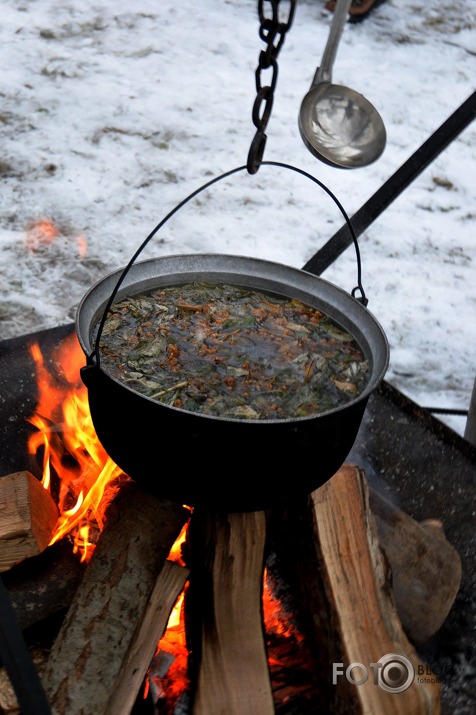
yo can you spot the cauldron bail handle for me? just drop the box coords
[88,160,367,369]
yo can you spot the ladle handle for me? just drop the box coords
[313,0,352,85]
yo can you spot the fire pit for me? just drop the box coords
[0,324,475,715]
[0,3,474,707]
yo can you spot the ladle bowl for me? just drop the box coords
[298,0,386,168]
[299,81,387,168]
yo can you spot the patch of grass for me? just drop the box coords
[39,29,56,40]
[432,176,455,190]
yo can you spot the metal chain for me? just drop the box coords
[247,0,296,174]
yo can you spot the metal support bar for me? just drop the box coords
[464,376,476,447]
[0,576,52,715]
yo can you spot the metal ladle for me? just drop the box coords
[298,0,387,169]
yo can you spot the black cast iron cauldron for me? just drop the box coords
[75,163,389,512]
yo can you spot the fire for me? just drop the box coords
[162,524,188,631]
[26,334,296,708]
[76,233,88,259]
[27,332,127,561]
[25,218,59,251]
[24,217,88,258]
[26,333,193,703]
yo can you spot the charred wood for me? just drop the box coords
[0,539,84,633]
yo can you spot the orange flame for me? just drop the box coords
[27,333,126,561]
[77,234,88,259]
[24,218,88,259]
[25,218,60,251]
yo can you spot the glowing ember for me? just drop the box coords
[263,568,300,640]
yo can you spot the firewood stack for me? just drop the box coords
[0,465,462,715]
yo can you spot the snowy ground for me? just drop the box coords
[1,0,475,436]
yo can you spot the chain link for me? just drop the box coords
[247,0,296,174]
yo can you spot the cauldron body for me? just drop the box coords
[76,254,389,511]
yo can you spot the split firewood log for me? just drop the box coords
[368,479,462,646]
[104,559,189,715]
[0,471,58,572]
[184,508,275,715]
[270,465,443,714]
[40,481,190,715]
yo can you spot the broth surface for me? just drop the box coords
[97,282,369,420]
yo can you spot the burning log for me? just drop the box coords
[0,471,59,573]
[40,481,190,715]
[184,508,275,715]
[106,559,189,715]
[270,465,443,714]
